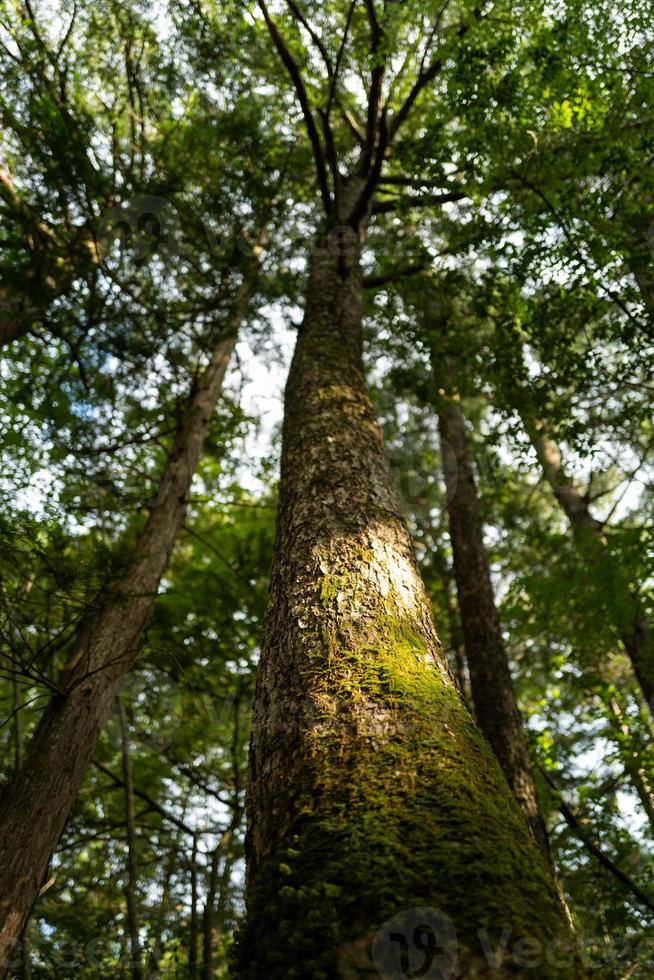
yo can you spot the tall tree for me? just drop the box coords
[434,361,552,858]
[524,414,654,715]
[0,259,257,970]
[237,2,578,974]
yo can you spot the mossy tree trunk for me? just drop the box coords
[434,377,551,860]
[239,238,579,978]
[0,274,255,974]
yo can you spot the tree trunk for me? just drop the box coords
[147,827,181,978]
[526,419,654,715]
[11,676,31,980]
[201,699,242,979]
[201,841,222,980]
[189,833,199,980]
[435,384,552,861]
[0,274,254,973]
[606,696,654,835]
[428,533,472,704]
[238,243,577,978]
[118,701,144,980]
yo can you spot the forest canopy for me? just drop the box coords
[0,0,653,977]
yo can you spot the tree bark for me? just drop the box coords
[238,242,578,978]
[526,419,654,716]
[10,677,31,980]
[0,273,254,973]
[435,384,552,861]
[118,701,144,980]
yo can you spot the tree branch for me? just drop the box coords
[361,0,385,172]
[363,262,428,288]
[257,0,332,212]
[326,0,357,118]
[541,768,654,913]
[94,761,196,836]
[371,188,467,214]
[284,0,333,79]
[389,8,480,141]
[349,107,388,226]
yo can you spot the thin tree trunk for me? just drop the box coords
[435,384,552,860]
[239,242,577,978]
[118,701,144,980]
[189,833,199,980]
[433,543,472,703]
[414,514,472,704]
[201,699,242,979]
[606,696,654,834]
[541,768,654,914]
[200,818,240,980]
[0,272,255,973]
[526,419,654,715]
[11,676,31,980]
[200,841,222,980]
[147,829,182,978]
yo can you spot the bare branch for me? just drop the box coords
[350,106,388,226]
[257,0,332,213]
[389,7,481,141]
[363,262,428,288]
[389,56,443,140]
[94,761,196,836]
[372,188,468,214]
[326,0,357,117]
[337,101,366,144]
[284,0,333,79]
[541,768,654,913]
[361,0,385,172]
[319,108,342,208]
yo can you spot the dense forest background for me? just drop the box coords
[0,0,653,976]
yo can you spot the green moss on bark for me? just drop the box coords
[235,615,585,979]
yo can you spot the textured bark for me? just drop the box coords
[0,276,254,972]
[526,419,654,716]
[435,385,551,860]
[119,702,144,980]
[238,243,578,978]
